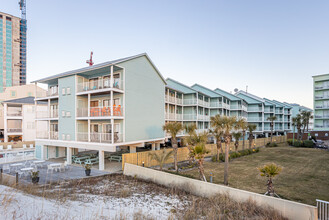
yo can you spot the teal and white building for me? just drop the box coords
[313,73,329,130]
[33,53,166,170]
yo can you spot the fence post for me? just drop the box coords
[15,172,19,185]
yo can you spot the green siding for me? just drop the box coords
[58,76,76,140]
[120,56,165,142]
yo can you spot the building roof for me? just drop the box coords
[2,97,46,105]
[235,91,263,104]
[214,88,241,101]
[166,78,197,94]
[0,11,21,20]
[312,73,329,78]
[32,53,166,84]
[191,84,222,98]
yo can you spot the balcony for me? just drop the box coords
[76,106,123,118]
[315,95,329,100]
[248,117,262,122]
[183,99,197,105]
[165,95,183,105]
[7,128,22,133]
[36,90,59,99]
[77,78,123,93]
[183,114,197,120]
[275,110,283,114]
[315,85,329,90]
[210,102,222,108]
[76,132,122,144]
[165,113,175,120]
[198,100,210,107]
[36,110,59,119]
[248,107,262,112]
[36,131,59,140]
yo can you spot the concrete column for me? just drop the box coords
[88,119,91,142]
[130,146,136,153]
[152,143,156,151]
[4,103,7,142]
[99,150,105,170]
[67,147,72,164]
[87,93,91,117]
[111,119,114,144]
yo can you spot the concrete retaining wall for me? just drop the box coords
[124,163,317,220]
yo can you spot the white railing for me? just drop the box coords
[176,114,183,120]
[7,128,22,133]
[317,199,329,220]
[77,106,124,117]
[165,113,175,120]
[183,99,197,105]
[77,78,123,93]
[176,98,183,105]
[50,131,58,140]
[0,150,35,164]
[169,96,175,103]
[248,107,262,112]
[165,95,169,102]
[197,115,205,120]
[77,132,123,144]
[247,117,262,122]
[36,110,58,119]
[210,102,222,108]
[36,131,58,140]
[7,112,22,117]
[183,114,197,120]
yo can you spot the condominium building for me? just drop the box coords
[33,53,166,170]
[235,91,292,136]
[313,73,329,130]
[0,12,27,92]
[287,103,313,130]
[0,84,46,137]
[2,97,47,142]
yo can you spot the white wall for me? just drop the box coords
[22,104,47,141]
[124,163,317,220]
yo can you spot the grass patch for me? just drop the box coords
[181,145,329,205]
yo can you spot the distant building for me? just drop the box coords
[312,73,329,130]
[0,12,27,92]
[286,103,313,130]
[2,97,47,142]
[0,84,46,136]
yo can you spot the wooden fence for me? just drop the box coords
[122,136,286,169]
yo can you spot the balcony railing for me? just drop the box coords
[76,132,122,144]
[248,117,262,122]
[183,114,197,120]
[176,98,183,105]
[183,99,197,105]
[77,78,123,93]
[76,106,123,117]
[36,131,59,140]
[7,128,22,133]
[36,110,59,119]
[165,113,175,120]
[7,112,22,117]
[315,85,329,90]
[210,102,222,108]
[248,107,262,112]
[37,90,58,99]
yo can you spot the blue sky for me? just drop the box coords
[2,0,329,108]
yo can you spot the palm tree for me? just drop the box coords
[232,132,242,152]
[188,132,209,181]
[292,117,298,144]
[301,111,313,133]
[247,124,257,149]
[184,123,197,164]
[293,114,303,141]
[210,115,225,161]
[236,118,248,150]
[149,148,174,171]
[221,116,238,185]
[163,122,183,172]
[267,115,277,143]
[258,163,282,197]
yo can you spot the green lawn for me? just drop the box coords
[181,144,329,205]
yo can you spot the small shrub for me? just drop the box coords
[302,140,314,148]
[287,139,293,146]
[293,140,302,147]
[266,142,278,147]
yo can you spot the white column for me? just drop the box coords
[130,146,136,153]
[87,93,91,117]
[67,147,72,164]
[156,143,160,150]
[111,118,114,144]
[88,119,90,142]
[99,150,105,170]
[110,65,114,88]
[152,142,156,151]
[4,103,7,142]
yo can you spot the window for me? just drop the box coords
[62,111,66,117]
[62,88,66,95]
[66,87,71,95]
[11,91,16,97]
[62,134,65,140]
[66,111,71,117]
[66,134,71,141]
